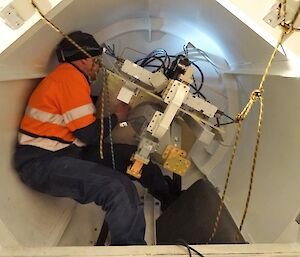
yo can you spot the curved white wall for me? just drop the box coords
[209,75,300,243]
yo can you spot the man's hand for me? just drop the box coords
[114,101,130,122]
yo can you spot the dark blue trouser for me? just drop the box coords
[18,144,169,245]
[83,144,170,195]
[19,150,145,245]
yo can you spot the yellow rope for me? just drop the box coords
[99,88,105,159]
[237,30,286,122]
[99,67,107,159]
[208,27,288,243]
[235,11,300,234]
[208,120,242,243]
[30,1,92,59]
[239,96,263,231]
[238,29,287,232]
[31,0,107,159]
[238,26,293,230]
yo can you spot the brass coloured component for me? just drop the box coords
[162,145,191,176]
[127,160,144,179]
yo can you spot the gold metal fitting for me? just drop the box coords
[127,160,144,179]
[162,145,191,176]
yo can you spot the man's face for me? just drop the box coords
[85,56,102,81]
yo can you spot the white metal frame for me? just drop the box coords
[0,243,299,257]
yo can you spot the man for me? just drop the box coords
[14,31,173,245]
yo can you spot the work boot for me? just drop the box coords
[151,176,183,211]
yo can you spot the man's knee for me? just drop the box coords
[108,180,131,203]
[97,174,140,209]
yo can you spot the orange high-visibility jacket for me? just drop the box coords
[18,63,96,151]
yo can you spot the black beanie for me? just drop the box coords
[56,31,103,62]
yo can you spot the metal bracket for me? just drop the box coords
[162,145,191,176]
[147,111,163,133]
[263,1,285,28]
[0,2,24,30]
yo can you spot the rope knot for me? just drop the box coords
[281,23,294,35]
[235,114,243,122]
[250,90,262,101]
[235,89,263,122]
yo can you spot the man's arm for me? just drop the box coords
[73,115,118,145]
[73,101,130,145]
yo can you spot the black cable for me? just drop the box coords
[135,50,208,99]
[135,56,167,72]
[151,48,170,68]
[166,54,207,99]
[142,64,164,68]
[194,91,207,101]
[142,56,166,71]
[189,245,205,257]
[137,49,171,72]
[103,43,116,58]
[190,76,199,92]
[182,45,206,98]
[191,61,204,92]
[218,121,236,126]
[176,241,192,257]
[216,117,220,127]
[135,57,151,65]
[213,111,236,126]
[105,52,117,59]
[222,112,235,121]
[175,239,205,257]
[213,118,236,126]
[140,56,152,66]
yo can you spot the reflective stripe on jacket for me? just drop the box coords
[19,63,96,151]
